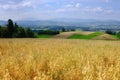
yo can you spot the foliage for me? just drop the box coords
[7,19,14,37]
[62,27,66,32]
[0,19,34,38]
[0,27,9,38]
[71,29,76,31]
[13,27,26,38]
[26,28,34,38]
[0,26,1,37]
[117,31,120,39]
[105,30,116,35]
[38,30,59,35]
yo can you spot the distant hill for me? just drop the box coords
[0,19,120,31]
[0,20,7,26]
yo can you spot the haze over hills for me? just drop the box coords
[0,19,120,31]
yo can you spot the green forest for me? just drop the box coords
[0,19,34,38]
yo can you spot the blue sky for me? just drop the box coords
[0,0,120,20]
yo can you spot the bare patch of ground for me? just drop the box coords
[92,34,117,40]
[53,31,94,39]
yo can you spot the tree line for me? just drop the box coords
[0,19,34,38]
[37,30,59,35]
[105,30,120,39]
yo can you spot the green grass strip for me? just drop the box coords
[68,32,103,39]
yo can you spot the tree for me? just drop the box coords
[105,30,116,35]
[0,27,9,38]
[13,27,26,38]
[0,19,35,38]
[117,31,120,39]
[62,27,66,32]
[14,23,18,29]
[0,26,1,37]
[38,30,59,35]
[14,23,19,33]
[26,28,34,38]
[71,29,75,31]
[7,19,14,37]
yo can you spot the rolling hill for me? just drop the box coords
[53,31,118,40]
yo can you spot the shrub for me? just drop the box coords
[105,30,116,35]
[38,30,59,35]
[117,31,120,39]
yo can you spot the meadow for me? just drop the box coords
[35,34,53,38]
[68,32,104,39]
[0,39,120,80]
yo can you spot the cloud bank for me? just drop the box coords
[0,0,119,20]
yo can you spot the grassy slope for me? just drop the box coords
[35,34,53,38]
[34,31,119,40]
[34,33,53,38]
[111,34,119,39]
[68,32,103,39]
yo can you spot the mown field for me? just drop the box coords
[0,39,120,80]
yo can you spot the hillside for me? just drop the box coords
[53,31,94,39]
[0,39,119,80]
[53,31,117,40]
[93,34,117,40]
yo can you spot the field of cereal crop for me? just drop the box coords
[0,39,120,80]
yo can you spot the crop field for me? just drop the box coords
[0,39,120,80]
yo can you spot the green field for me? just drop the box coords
[111,34,119,39]
[35,34,53,38]
[68,32,103,39]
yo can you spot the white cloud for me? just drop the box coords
[104,10,113,14]
[55,3,80,13]
[93,7,103,12]
[83,6,114,15]
[22,1,31,7]
[65,4,74,8]
[75,3,80,8]
[106,0,110,2]
[84,7,103,12]
[64,3,81,9]
[0,0,33,10]
[7,1,16,4]
[0,0,118,20]
[55,9,65,12]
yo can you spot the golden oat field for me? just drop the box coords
[0,39,120,80]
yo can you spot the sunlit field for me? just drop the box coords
[0,39,120,80]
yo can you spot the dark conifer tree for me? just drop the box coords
[0,26,1,37]
[7,19,14,37]
[26,28,34,38]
